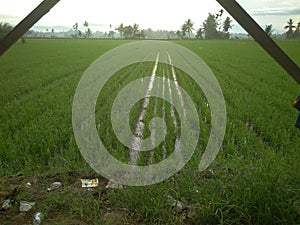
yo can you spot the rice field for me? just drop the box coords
[0,38,300,224]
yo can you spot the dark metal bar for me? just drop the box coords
[0,0,60,56]
[216,0,300,85]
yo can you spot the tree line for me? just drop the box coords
[0,13,299,40]
[177,10,233,39]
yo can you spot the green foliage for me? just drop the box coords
[115,23,146,39]
[195,28,204,39]
[1,39,300,224]
[203,13,219,39]
[265,24,274,37]
[181,19,194,38]
[0,22,12,39]
[202,12,233,40]
[285,19,297,39]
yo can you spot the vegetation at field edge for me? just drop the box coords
[0,39,299,224]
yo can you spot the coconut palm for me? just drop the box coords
[182,19,194,38]
[73,23,78,38]
[115,23,124,38]
[132,23,140,39]
[264,24,274,37]
[285,19,296,39]
[294,22,300,38]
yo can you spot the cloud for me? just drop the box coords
[251,7,300,16]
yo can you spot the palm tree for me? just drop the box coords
[294,22,300,38]
[285,19,296,39]
[86,28,92,38]
[123,25,133,39]
[115,23,124,38]
[83,21,89,37]
[264,24,274,37]
[108,30,115,38]
[182,19,194,38]
[133,23,140,39]
[73,23,78,38]
[0,22,12,39]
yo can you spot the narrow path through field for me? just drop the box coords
[129,53,160,165]
[129,53,188,165]
[147,75,161,165]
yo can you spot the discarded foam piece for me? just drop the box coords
[19,201,35,212]
[105,179,123,189]
[33,212,42,225]
[47,181,62,191]
[81,178,99,188]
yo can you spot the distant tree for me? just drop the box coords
[123,25,133,39]
[181,19,194,38]
[78,30,82,38]
[285,19,296,39]
[216,9,224,32]
[196,28,204,39]
[221,16,233,39]
[203,13,218,39]
[168,31,176,39]
[176,30,183,39]
[115,23,124,38]
[132,23,140,39]
[0,22,12,39]
[294,22,300,38]
[83,21,92,38]
[264,24,274,37]
[84,21,88,29]
[118,23,145,39]
[203,11,232,39]
[73,23,78,38]
[181,23,187,38]
[86,28,92,38]
[223,17,233,32]
[139,29,146,39]
[108,30,115,38]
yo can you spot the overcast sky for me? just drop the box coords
[0,0,299,33]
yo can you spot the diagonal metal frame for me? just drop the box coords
[216,0,300,85]
[0,0,60,56]
[0,0,299,85]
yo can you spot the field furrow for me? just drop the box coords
[0,39,299,225]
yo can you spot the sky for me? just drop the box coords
[0,0,299,33]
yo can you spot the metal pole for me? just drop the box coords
[0,0,60,56]
[216,0,300,85]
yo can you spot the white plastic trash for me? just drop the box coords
[19,201,35,212]
[33,212,42,225]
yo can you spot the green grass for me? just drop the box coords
[0,39,300,224]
